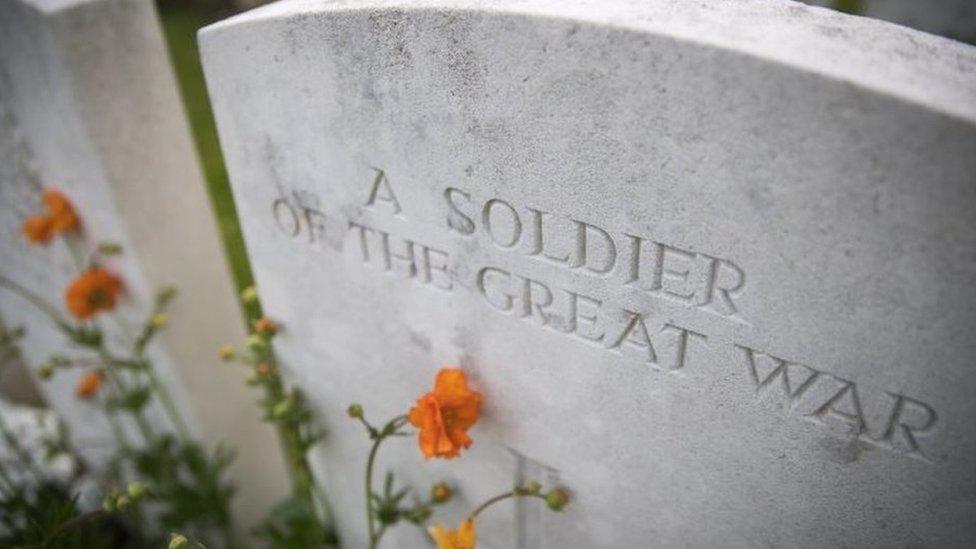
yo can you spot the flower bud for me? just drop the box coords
[127,481,149,500]
[102,495,116,512]
[217,345,236,361]
[245,371,261,386]
[151,313,168,329]
[255,362,272,377]
[545,488,570,511]
[169,533,189,549]
[430,482,452,503]
[252,317,278,336]
[37,363,54,380]
[347,403,364,419]
[240,286,258,304]
[98,241,123,255]
[157,286,178,304]
[115,495,131,511]
[246,334,269,354]
[522,481,542,495]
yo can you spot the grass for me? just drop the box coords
[156,0,254,294]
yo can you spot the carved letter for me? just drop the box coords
[738,345,819,406]
[517,276,554,325]
[483,198,522,249]
[365,168,402,214]
[876,392,938,459]
[659,323,707,370]
[566,290,604,342]
[347,221,375,262]
[421,246,453,291]
[378,231,416,277]
[812,379,866,435]
[700,255,746,316]
[572,220,617,275]
[609,310,658,364]
[477,267,515,312]
[444,187,476,235]
[527,207,570,265]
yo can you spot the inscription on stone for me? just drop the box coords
[269,168,939,461]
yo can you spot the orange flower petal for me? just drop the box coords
[409,368,482,459]
[65,268,123,320]
[22,215,54,244]
[76,371,103,398]
[42,188,79,233]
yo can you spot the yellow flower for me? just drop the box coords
[429,519,476,549]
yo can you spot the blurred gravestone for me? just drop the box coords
[201,0,976,546]
[0,0,287,527]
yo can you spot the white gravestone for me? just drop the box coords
[201,1,976,546]
[0,0,287,527]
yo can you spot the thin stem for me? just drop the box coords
[365,415,408,549]
[40,509,107,548]
[0,275,68,328]
[469,491,546,521]
[97,355,153,444]
[104,409,132,452]
[141,363,190,441]
[365,432,382,548]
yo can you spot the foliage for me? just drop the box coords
[0,481,138,549]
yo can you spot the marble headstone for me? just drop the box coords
[201,0,976,546]
[0,0,287,526]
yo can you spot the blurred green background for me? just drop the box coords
[157,0,254,292]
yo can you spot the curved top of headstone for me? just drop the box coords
[202,0,976,121]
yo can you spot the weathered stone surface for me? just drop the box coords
[201,1,976,546]
[0,0,287,527]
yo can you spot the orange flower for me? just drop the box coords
[65,268,123,320]
[76,371,103,399]
[42,188,79,233]
[21,188,79,245]
[429,519,476,549]
[408,368,482,459]
[22,215,54,244]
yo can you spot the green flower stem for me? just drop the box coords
[0,275,68,328]
[41,508,108,548]
[104,408,132,452]
[97,351,154,444]
[366,415,408,549]
[469,491,546,521]
[141,365,190,440]
[256,348,335,544]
